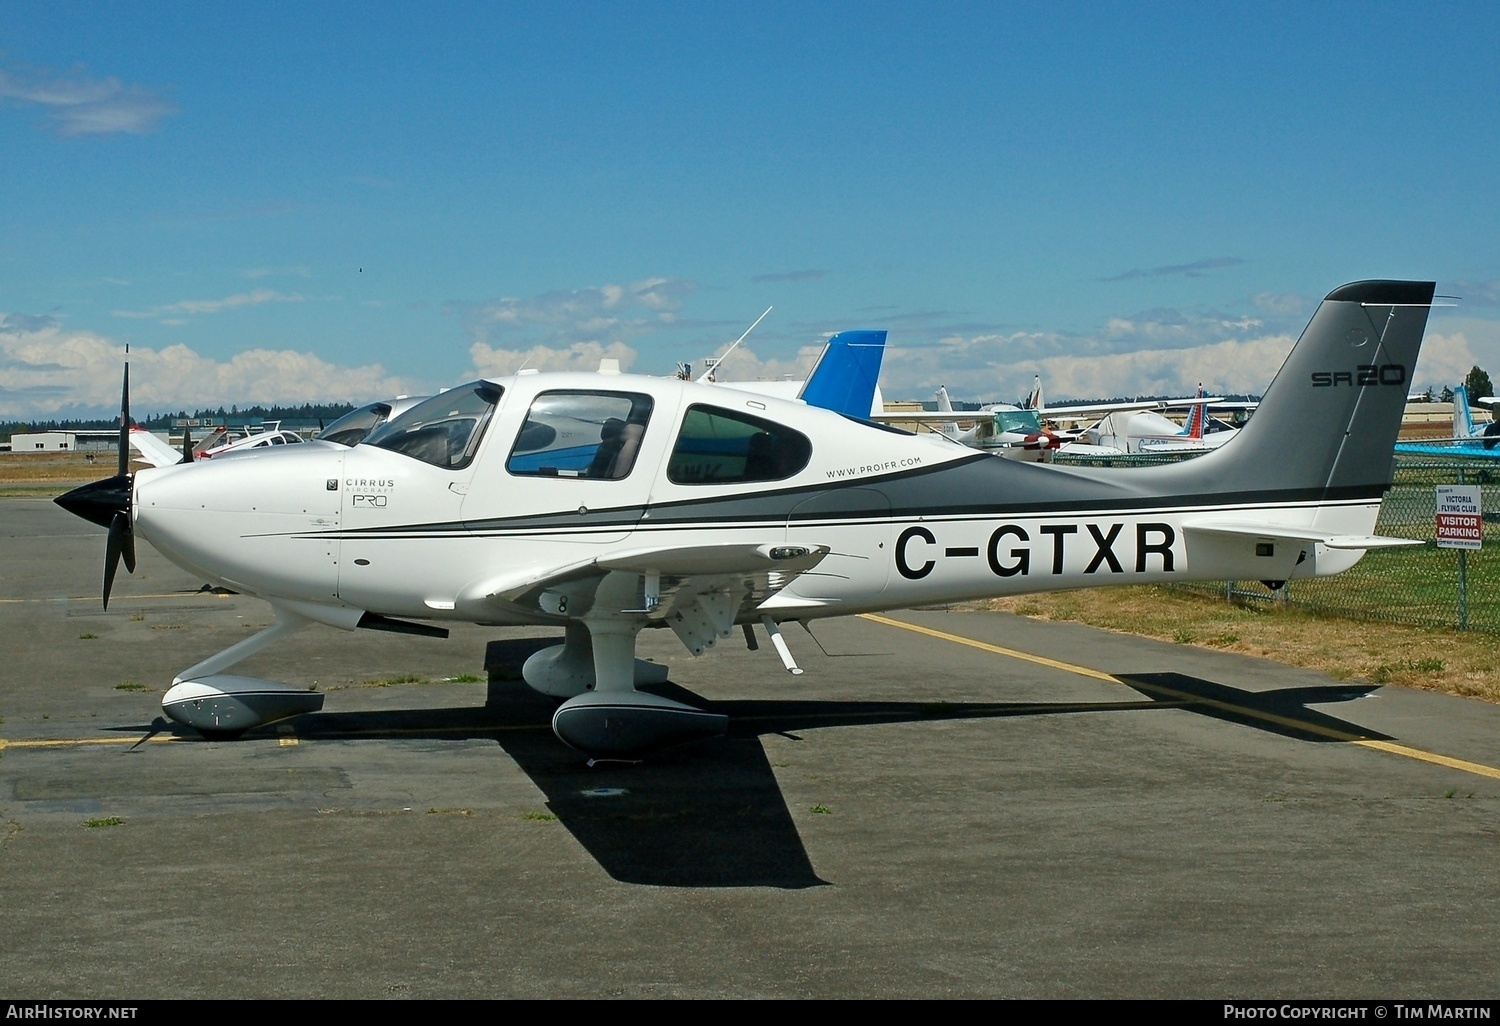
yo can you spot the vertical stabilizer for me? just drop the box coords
[798,329,888,418]
[1024,375,1044,412]
[1159,280,1435,497]
[1453,384,1477,439]
[1183,385,1207,440]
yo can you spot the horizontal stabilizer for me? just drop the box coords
[1183,520,1421,550]
[128,427,186,468]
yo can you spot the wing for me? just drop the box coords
[875,396,1225,425]
[453,542,832,655]
[1040,396,1228,422]
[128,426,186,468]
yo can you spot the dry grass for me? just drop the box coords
[979,586,1500,703]
[0,452,107,493]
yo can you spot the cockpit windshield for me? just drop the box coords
[363,382,502,469]
[994,410,1042,434]
[318,402,393,446]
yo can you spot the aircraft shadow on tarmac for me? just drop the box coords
[116,649,1389,889]
[1114,672,1394,743]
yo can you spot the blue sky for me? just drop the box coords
[3,1,1498,416]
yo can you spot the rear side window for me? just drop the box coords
[507,391,654,480]
[667,404,811,484]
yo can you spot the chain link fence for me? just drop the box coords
[1053,451,1500,633]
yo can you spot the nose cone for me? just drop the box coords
[55,474,131,529]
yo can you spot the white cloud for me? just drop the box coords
[0,64,176,136]
[1252,291,1313,317]
[705,343,826,383]
[453,278,698,346]
[242,266,311,280]
[876,308,1500,403]
[0,317,410,417]
[468,340,639,378]
[1412,332,1479,390]
[112,289,305,320]
[881,330,1300,403]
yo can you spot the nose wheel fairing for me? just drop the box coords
[162,675,324,735]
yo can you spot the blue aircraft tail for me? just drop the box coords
[1453,384,1477,438]
[797,329,887,418]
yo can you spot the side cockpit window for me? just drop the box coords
[364,382,502,470]
[507,390,654,480]
[668,404,811,484]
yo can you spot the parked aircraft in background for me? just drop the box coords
[128,421,309,468]
[1058,385,1240,456]
[129,400,431,471]
[57,280,1433,762]
[1394,384,1500,456]
[194,422,310,460]
[873,382,1230,462]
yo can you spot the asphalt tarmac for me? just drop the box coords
[2,497,1498,998]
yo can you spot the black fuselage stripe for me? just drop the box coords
[285,495,1380,541]
[326,487,1384,538]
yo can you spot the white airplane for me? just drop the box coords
[57,279,1433,760]
[873,382,1223,461]
[1059,384,1239,456]
[196,422,311,459]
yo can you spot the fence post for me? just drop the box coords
[1458,466,1470,630]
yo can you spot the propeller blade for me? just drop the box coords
[119,511,136,574]
[104,513,126,609]
[182,425,193,463]
[117,363,131,478]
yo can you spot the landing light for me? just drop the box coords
[769,546,810,560]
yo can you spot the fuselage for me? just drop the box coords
[131,370,1377,629]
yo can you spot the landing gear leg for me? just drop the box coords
[160,604,325,736]
[521,620,670,698]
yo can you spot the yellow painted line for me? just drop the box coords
[859,613,1119,682]
[1354,739,1500,780]
[1123,676,1367,742]
[0,736,178,748]
[0,723,550,751]
[733,700,1181,725]
[0,593,232,605]
[862,612,1500,782]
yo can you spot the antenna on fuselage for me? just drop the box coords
[696,306,772,384]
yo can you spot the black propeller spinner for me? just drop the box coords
[54,364,136,608]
